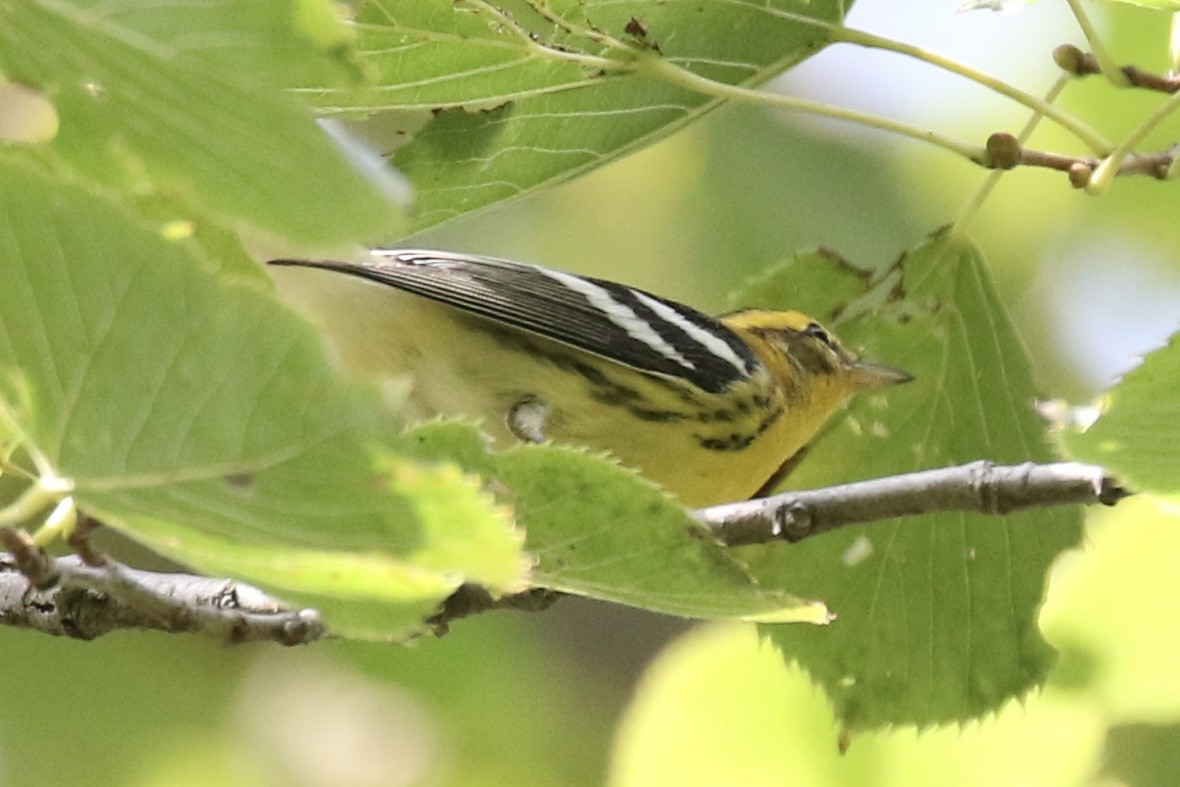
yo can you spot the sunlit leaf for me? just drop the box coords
[609,623,1105,786]
[0,156,525,640]
[401,421,826,623]
[0,0,406,244]
[1041,497,1180,718]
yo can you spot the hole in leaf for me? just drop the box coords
[0,82,58,144]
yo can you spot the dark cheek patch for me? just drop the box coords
[788,337,837,376]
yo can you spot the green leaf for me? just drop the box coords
[1098,0,1180,8]
[1041,497,1180,719]
[728,233,1083,730]
[400,421,826,623]
[301,0,851,230]
[0,0,406,244]
[66,0,366,90]
[611,624,851,787]
[0,156,526,640]
[1062,336,1180,497]
[609,623,1106,786]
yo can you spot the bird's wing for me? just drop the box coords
[269,250,762,393]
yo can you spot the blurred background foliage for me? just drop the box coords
[2,0,1179,785]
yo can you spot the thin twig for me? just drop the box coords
[1055,44,1180,95]
[0,545,326,645]
[696,461,1126,547]
[978,132,1177,187]
[0,547,559,641]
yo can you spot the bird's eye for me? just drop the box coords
[804,322,831,345]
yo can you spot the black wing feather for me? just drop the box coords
[268,250,761,393]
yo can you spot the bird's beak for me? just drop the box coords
[847,360,914,390]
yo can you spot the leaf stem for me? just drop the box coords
[0,477,71,527]
[31,496,77,548]
[636,55,987,162]
[1087,88,1180,193]
[833,27,1112,154]
[470,0,1111,162]
[1064,0,1130,87]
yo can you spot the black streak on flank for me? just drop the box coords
[572,361,640,401]
[487,326,695,424]
[628,406,687,423]
[694,402,783,452]
[697,432,756,452]
[575,362,687,422]
[754,403,785,436]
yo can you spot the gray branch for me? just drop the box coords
[0,552,326,645]
[696,461,1126,546]
[0,461,1127,640]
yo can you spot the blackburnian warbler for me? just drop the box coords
[269,251,911,507]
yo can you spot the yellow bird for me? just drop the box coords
[269,251,911,507]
